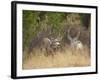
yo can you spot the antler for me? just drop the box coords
[74,28,80,40]
[67,27,80,41]
[67,27,72,41]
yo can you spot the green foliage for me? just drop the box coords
[23,11,40,49]
[23,10,90,50]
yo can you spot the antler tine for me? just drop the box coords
[67,27,72,41]
[75,28,80,40]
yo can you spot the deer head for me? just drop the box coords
[67,27,83,50]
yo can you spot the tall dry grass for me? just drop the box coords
[22,46,90,69]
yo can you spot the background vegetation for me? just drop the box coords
[23,10,90,51]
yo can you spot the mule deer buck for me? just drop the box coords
[67,27,83,52]
[41,37,62,56]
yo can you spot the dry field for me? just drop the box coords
[22,46,90,69]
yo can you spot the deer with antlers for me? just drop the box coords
[67,27,84,51]
[41,36,62,56]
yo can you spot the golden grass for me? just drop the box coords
[22,47,90,69]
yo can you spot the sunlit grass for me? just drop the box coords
[22,46,90,69]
